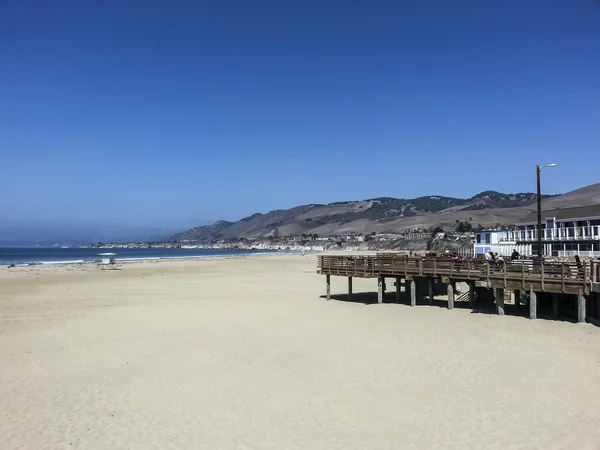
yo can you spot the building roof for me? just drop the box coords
[519,204,600,224]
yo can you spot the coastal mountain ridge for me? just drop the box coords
[170,185,600,242]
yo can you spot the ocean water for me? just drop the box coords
[0,247,281,266]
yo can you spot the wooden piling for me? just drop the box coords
[428,279,434,305]
[348,277,352,301]
[395,277,401,303]
[410,280,416,307]
[447,283,454,310]
[326,275,331,301]
[529,287,537,319]
[495,288,505,316]
[552,293,560,318]
[578,289,586,323]
[378,277,384,304]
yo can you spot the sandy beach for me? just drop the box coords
[1,253,600,450]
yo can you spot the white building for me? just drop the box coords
[473,230,505,256]
[474,205,600,258]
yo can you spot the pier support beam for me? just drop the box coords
[495,288,505,316]
[348,277,352,302]
[326,275,331,301]
[378,277,385,304]
[514,290,520,309]
[469,281,475,308]
[529,288,537,320]
[447,283,455,310]
[578,290,586,323]
[395,277,401,303]
[552,293,560,318]
[428,279,434,305]
[410,280,416,307]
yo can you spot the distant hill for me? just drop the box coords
[537,183,600,209]
[169,188,574,242]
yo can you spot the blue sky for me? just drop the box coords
[1,0,599,229]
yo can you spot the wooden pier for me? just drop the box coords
[318,254,600,324]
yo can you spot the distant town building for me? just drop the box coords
[402,232,429,240]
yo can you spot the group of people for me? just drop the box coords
[483,249,520,263]
[484,250,502,263]
[428,250,522,263]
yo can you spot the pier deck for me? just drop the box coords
[318,254,600,323]
[318,255,590,295]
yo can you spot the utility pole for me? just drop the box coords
[536,163,557,259]
[537,165,542,259]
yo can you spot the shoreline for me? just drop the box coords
[0,251,315,280]
[0,249,292,269]
[1,248,387,272]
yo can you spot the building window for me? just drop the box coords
[545,218,554,238]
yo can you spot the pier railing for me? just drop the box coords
[317,255,592,295]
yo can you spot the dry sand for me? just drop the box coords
[1,254,600,450]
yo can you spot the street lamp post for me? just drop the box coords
[536,163,557,259]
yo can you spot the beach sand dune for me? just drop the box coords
[1,255,599,449]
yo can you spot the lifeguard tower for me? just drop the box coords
[98,253,118,269]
